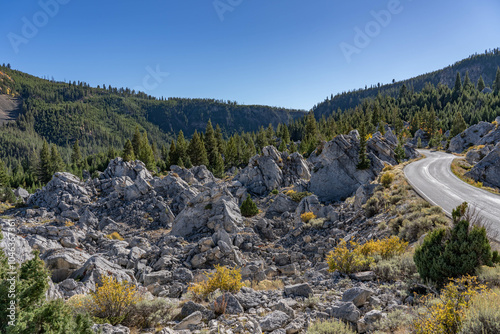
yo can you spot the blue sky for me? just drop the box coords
[1,0,499,110]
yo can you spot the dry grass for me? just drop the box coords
[362,163,450,242]
[243,279,284,291]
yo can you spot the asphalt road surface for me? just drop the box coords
[404,149,500,238]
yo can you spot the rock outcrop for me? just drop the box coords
[466,143,500,189]
[235,146,311,196]
[308,131,387,202]
[448,121,495,153]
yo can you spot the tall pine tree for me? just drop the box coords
[477,75,486,91]
[139,132,156,171]
[494,67,500,96]
[39,139,52,183]
[49,144,65,177]
[357,118,370,170]
[188,131,209,167]
[71,139,83,168]
[123,139,135,162]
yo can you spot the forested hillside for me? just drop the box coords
[0,64,304,190]
[313,49,500,118]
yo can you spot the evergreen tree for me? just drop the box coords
[204,120,219,169]
[454,72,462,91]
[494,67,500,95]
[278,139,287,152]
[215,124,226,157]
[168,141,177,167]
[0,160,8,187]
[256,126,268,151]
[123,139,135,161]
[450,112,467,137]
[477,75,486,91]
[225,136,238,168]
[426,105,437,136]
[131,126,142,158]
[452,72,462,100]
[188,131,209,167]
[0,246,93,333]
[240,195,259,217]
[71,139,83,168]
[175,130,188,165]
[356,119,370,169]
[463,71,473,90]
[305,112,319,141]
[289,141,297,153]
[139,132,156,170]
[212,151,225,178]
[414,202,497,285]
[39,139,51,183]
[49,144,65,176]
[280,124,290,145]
[265,123,275,145]
[394,139,405,163]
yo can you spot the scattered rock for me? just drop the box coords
[284,283,313,298]
[259,310,290,332]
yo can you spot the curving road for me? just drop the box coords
[404,149,500,238]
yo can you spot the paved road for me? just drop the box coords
[404,149,500,238]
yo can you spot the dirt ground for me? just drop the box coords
[0,95,21,125]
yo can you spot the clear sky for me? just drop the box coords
[1,0,499,110]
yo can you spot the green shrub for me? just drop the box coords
[398,214,448,241]
[414,202,495,284]
[307,319,355,334]
[363,197,380,218]
[270,189,279,195]
[0,234,93,334]
[370,252,417,281]
[375,308,415,333]
[240,195,259,217]
[286,190,312,202]
[122,298,176,329]
[477,265,500,287]
[460,289,500,334]
[381,172,395,188]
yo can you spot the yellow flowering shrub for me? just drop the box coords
[326,239,374,274]
[414,276,487,334]
[105,232,124,241]
[188,265,243,300]
[327,236,408,275]
[358,236,408,260]
[301,211,316,223]
[91,276,139,325]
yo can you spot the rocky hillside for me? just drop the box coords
[0,129,431,333]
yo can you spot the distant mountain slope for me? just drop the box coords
[0,65,305,166]
[313,49,500,118]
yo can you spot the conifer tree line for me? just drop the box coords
[0,62,500,200]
